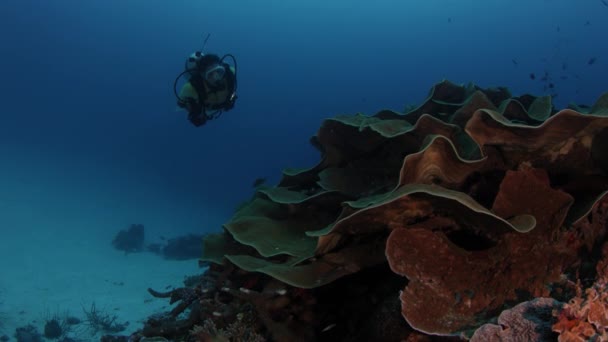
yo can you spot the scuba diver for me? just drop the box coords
[174,35,238,127]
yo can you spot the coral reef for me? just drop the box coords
[552,239,608,341]
[112,224,145,254]
[82,302,127,335]
[128,80,608,341]
[43,318,63,339]
[471,297,562,341]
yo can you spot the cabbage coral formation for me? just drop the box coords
[145,80,608,341]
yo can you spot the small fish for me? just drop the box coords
[321,324,337,332]
[556,26,560,32]
[447,17,452,23]
[253,177,266,187]
[548,83,555,89]
[585,20,591,26]
[529,73,536,80]
[588,57,597,65]
[561,62,567,70]
[511,59,518,66]
[601,0,608,8]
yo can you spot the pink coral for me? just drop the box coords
[553,241,608,341]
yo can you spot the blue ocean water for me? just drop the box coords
[0,0,607,338]
[1,0,607,224]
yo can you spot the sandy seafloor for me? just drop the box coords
[0,146,225,340]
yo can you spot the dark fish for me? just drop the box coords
[562,62,567,70]
[556,26,560,32]
[585,20,591,26]
[512,59,518,66]
[529,73,536,80]
[588,57,597,65]
[602,0,608,7]
[448,17,452,23]
[549,83,555,89]
[253,177,266,187]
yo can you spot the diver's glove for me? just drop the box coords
[179,97,207,127]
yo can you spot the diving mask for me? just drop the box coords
[205,64,226,84]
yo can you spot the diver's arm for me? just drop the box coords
[177,82,197,112]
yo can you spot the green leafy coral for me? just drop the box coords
[201,80,608,337]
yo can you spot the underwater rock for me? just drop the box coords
[14,324,42,342]
[162,234,204,260]
[111,224,145,254]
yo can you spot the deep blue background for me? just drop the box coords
[1,0,607,232]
